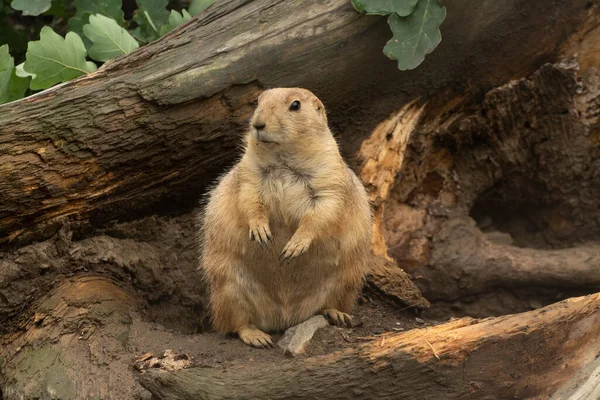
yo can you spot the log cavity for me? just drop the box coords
[380,61,600,317]
[470,173,600,250]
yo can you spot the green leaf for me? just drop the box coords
[72,0,124,23]
[10,0,52,16]
[68,0,125,48]
[0,46,28,105]
[129,27,149,44]
[188,0,215,16]
[351,0,418,16]
[159,9,192,36]
[83,14,139,62]
[68,12,94,49]
[383,0,446,71]
[24,26,97,90]
[0,45,15,104]
[6,68,30,103]
[133,0,169,42]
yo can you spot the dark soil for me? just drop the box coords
[130,293,429,371]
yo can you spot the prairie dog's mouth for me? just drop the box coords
[253,130,279,144]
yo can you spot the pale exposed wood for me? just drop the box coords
[357,101,425,259]
[552,357,600,400]
[356,103,430,309]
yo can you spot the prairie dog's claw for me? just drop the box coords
[280,235,311,264]
[279,237,310,264]
[238,327,274,348]
[322,309,353,328]
[249,221,272,248]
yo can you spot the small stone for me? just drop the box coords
[277,315,329,356]
[415,317,425,324]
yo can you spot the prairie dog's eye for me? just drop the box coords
[289,100,301,111]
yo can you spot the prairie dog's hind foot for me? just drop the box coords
[322,308,352,328]
[238,326,274,348]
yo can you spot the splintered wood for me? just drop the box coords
[356,101,430,309]
[357,100,426,259]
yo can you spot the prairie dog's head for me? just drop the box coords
[249,88,328,146]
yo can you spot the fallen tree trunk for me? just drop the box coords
[5,269,599,399]
[139,292,600,400]
[0,0,595,246]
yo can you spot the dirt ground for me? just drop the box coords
[0,212,437,399]
[131,293,429,371]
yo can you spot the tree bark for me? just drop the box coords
[0,0,595,246]
[138,292,600,400]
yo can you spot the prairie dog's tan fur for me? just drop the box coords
[198,88,371,348]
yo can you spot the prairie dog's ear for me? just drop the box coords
[311,96,327,124]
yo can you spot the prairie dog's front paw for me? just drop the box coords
[280,233,312,264]
[249,219,272,247]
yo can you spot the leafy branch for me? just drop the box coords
[0,0,216,105]
[352,0,446,70]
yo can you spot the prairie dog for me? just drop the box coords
[198,88,371,348]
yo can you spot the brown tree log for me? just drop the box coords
[138,293,600,400]
[0,0,595,247]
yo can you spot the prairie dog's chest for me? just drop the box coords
[260,164,315,220]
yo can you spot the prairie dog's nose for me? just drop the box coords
[253,121,266,130]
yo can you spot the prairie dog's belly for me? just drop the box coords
[240,219,341,331]
[242,225,341,290]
